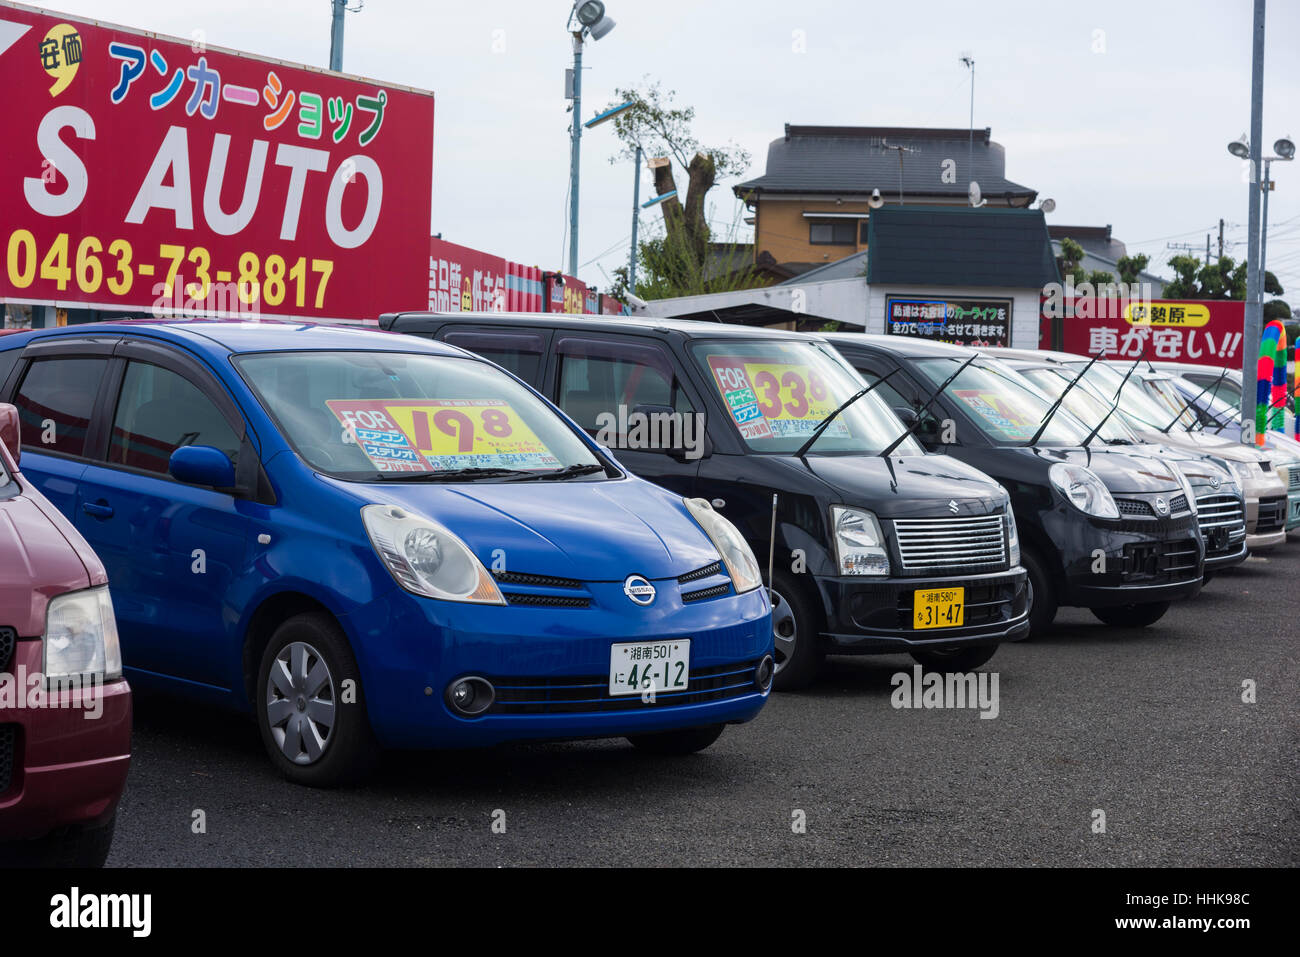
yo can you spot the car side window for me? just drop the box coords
[110,361,241,475]
[0,349,19,393]
[13,356,110,457]
[440,329,545,386]
[555,337,694,436]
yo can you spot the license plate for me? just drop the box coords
[608,640,690,696]
[913,587,964,629]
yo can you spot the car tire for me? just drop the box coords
[1089,601,1171,628]
[769,572,824,692]
[255,612,379,788]
[911,644,998,672]
[1020,548,1057,639]
[627,723,725,755]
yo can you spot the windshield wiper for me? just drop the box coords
[1079,359,1141,447]
[1158,368,1228,434]
[1021,352,1104,447]
[376,467,528,482]
[793,369,900,458]
[879,353,979,458]
[505,463,607,482]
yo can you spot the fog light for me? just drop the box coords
[446,676,495,716]
[755,655,774,692]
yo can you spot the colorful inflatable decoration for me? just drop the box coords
[1295,341,1300,442]
[1263,320,1288,436]
[1256,325,1276,445]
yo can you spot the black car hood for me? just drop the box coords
[1024,445,1181,495]
[788,453,1008,518]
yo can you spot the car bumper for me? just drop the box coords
[1287,490,1300,531]
[0,640,132,842]
[1246,494,1288,549]
[344,582,773,749]
[815,567,1029,654]
[1203,539,1249,572]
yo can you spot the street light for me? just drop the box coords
[565,2,618,278]
[1228,133,1294,298]
[1228,133,1251,159]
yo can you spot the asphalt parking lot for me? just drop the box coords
[109,545,1300,868]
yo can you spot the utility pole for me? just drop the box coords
[1218,219,1225,261]
[628,145,642,296]
[568,32,584,278]
[1241,0,1265,438]
[961,56,975,185]
[328,0,346,72]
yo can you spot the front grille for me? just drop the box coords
[0,724,15,796]
[678,561,722,584]
[493,570,583,590]
[1117,498,1153,517]
[488,659,760,715]
[503,593,591,608]
[1197,494,1247,557]
[682,582,731,603]
[0,627,15,674]
[1121,538,1200,582]
[1169,493,1189,515]
[891,514,1006,572]
[1289,468,1300,492]
[1256,496,1287,534]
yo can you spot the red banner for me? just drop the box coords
[1042,299,1246,368]
[0,2,433,321]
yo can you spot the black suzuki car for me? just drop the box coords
[822,334,1204,635]
[380,312,1029,689]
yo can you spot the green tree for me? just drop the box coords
[1116,253,1150,285]
[604,81,760,299]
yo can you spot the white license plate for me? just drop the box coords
[608,640,691,696]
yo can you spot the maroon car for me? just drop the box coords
[0,402,131,866]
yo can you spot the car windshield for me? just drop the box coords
[689,338,920,455]
[1065,361,1187,433]
[236,350,602,481]
[913,356,1091,446]
[1141,376,1203,432]
[1019,367,1140,443]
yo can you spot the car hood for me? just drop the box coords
[1022,446,1181,494]
[1102,441,1235,491]
[1129,425,1271,465]
[0,490,101,637]
[793,453,1009,518]
[328,475,722,582]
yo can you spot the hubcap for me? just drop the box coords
[266,641,336,766]
[770,589,797,673]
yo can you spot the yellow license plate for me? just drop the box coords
[913,587,965,629]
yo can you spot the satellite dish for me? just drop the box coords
[868,188,884,210]
[1039,197,1056,213]
[968,181,985,207]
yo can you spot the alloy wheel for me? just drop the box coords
[266,641,336,765]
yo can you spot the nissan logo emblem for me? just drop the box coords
[623,575,656,606]
[1154,497,1170,516]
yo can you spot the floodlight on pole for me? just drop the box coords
[1274,135,1296,160]
[565,2,618,278]
[1228,133,1251,159]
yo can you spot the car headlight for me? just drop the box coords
[362,504,504,604]
[1048,463,1120,519]
[1208,457,1241,494]
[1227,459,1257,484]
[683,498,763,593]
[44,586,121,682]
[1171,464,1199,516]
[1005,505,1021,565]
[830,505,890,576]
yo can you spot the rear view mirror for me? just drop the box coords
[0,402,19,466]
[169,445,235,488]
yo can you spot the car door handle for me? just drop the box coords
[82,501,114,519]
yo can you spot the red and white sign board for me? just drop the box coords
[0,2,434,321]
[1043,300,1245,368]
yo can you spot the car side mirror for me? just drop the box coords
[0,402,20,466]
[892,407,918,429]
[169,445,236,489]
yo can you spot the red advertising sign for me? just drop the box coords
[1043,299,1246,368]
[0,2,434,321]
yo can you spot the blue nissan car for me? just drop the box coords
[0,321,773,786]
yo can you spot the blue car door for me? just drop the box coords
[71,341,256,689]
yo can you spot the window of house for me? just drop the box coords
[808,220,857,245]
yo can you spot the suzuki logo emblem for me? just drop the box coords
[623,575,656,606]
[948,499,960,514]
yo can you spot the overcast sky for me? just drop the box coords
[38,0,1300,301]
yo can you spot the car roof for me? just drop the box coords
[387,310,820,342]
[1149,361,1243,379]
[819,332,978,359]
[0,319,467,358]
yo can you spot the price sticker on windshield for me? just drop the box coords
[327,399,560,472]
[706,356,847,440]
[951,390,1036,441]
